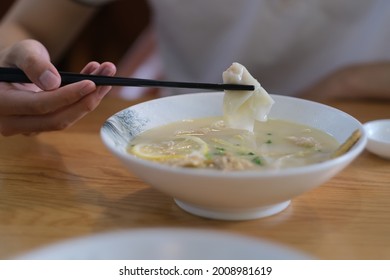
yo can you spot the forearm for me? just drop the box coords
[0,22,30,49]
[0,0,97,62]
[299,62,390,101]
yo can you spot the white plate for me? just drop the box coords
[16,228,311,260]
[364,119,390,159]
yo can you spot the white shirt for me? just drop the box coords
[79,0,390,96]
[148,0,390,95]
[72,0,114,6]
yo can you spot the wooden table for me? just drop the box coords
[1,95,389,260]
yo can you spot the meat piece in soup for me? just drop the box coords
[128,117,339,171]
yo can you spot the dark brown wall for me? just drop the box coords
[0,1,13,15]
[0,0,151,71]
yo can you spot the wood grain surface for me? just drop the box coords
[1,96,389,260]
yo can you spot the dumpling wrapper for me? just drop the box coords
[223,62,274,132]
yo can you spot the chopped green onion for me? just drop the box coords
[205,152,213,160]
[214,147,226,155]
[252,156,263,165]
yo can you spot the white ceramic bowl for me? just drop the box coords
[364,119,390,159]
[101,92,367,220]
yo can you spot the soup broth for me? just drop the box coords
[128,117,339,171]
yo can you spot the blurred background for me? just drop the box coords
[0,0,152,72]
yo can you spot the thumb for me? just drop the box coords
[35,67,61,90]
[10,40,61,90]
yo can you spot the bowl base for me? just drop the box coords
[174,199,291,221]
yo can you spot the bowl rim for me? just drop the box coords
[101,93,368,178]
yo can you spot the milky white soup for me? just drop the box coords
[128,117,339,171]
[128,62,338,170]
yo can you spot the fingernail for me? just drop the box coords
[79,82,96,96]
[98,67,115,77]
[39,70,60,90]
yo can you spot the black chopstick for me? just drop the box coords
[0,67,255,91]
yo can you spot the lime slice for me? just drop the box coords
[130,136,209,161]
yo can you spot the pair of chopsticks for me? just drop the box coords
[0,67,254,91]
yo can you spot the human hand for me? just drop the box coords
[298,62,390,101]
[0,40,116,136]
